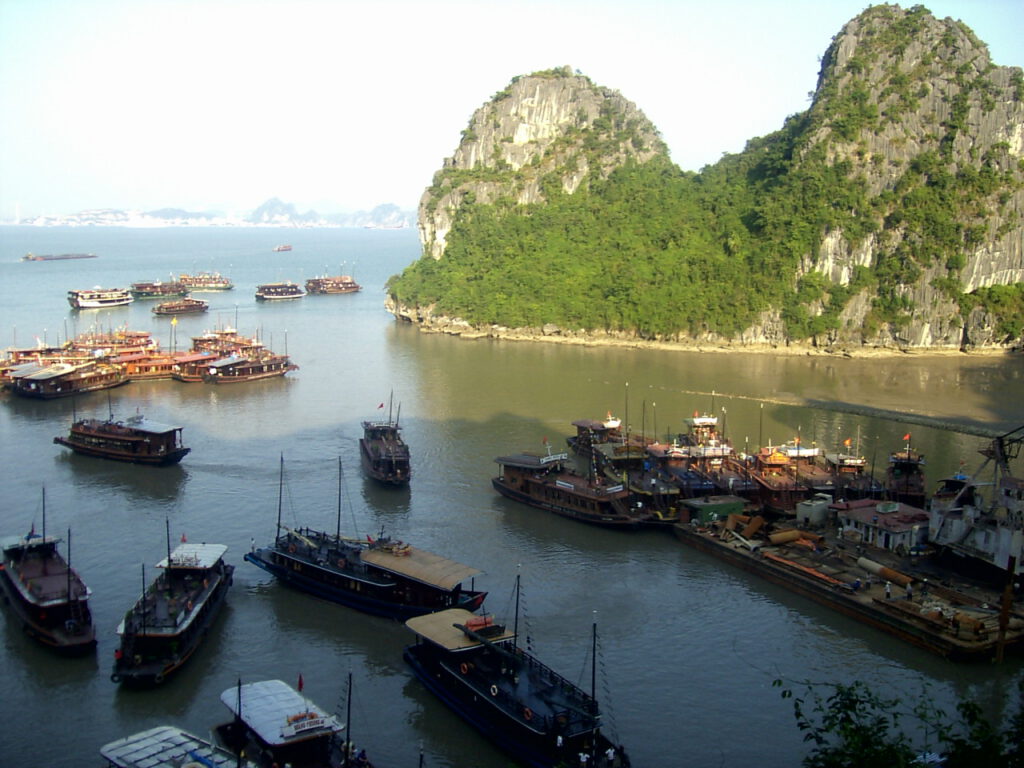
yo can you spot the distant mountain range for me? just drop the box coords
[13,199,416,228]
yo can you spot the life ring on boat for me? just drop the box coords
[490,685,498,697]
[460,663,469,675]
[338,558,347,569]
[289,544,297,553]
[65,619,78,633]
[110,673,122,684]
[523,707,533,721]
[186,600,193,612]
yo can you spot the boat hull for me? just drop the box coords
[671,523,1023,661]
[244,549,485,620]
[0,568,96,655]
[112,562,234,686]
[54,436,190,465]
[491,477,642,529]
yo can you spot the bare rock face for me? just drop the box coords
[417,67,667,261]
[799,5,1024,349]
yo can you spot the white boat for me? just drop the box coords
[67,287,133,309]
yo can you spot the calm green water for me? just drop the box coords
[0,226,1022,768]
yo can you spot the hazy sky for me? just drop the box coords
[1,0,1021,219]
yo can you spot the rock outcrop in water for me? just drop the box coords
[392,7,1024,354]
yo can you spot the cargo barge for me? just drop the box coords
[671,497,1024,662]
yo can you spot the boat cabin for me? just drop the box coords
[833,499,929,555]
[217,679,345,768]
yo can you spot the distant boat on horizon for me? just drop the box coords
[272,244,292,252]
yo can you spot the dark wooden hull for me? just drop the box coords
[244,546,484,620]
[359,439,410,485]
[491,476,642,529]
[0,569,96,655]
[54,435,190,465]
[403,642,625,768]
[112,562,234,686]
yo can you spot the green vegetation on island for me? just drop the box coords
[387,7,1024,346]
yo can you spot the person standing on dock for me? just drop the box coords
[885,581,892,599]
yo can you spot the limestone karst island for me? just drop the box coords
[386,4,1024,355]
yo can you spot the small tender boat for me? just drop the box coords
[54,413,191,465]
[67,287,133,309]
[403,578,631,768]
[111,536,234,686]
[305,275,362,294]
[215,679,363,768]
[178,272,233,291]
[246,458,485,619]
[255,282,306,301]
[101,725,259,768]
[0,491,96,654]
[152,298,209,315]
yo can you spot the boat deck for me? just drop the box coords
[6,553,88,604]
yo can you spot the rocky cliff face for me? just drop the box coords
[798,5,1024,349]
[400,9,1024,354]
[417,67,666,261]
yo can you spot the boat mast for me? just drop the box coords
[164,518,172,598]
[343,671,353,768]
[512,572,521,652]
[41,486,46,540]
[591,612,598,703]
[66,527,72,604]
[336,457,342,542]
[276,454,284,540]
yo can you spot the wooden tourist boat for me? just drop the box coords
[8,360,129,399]
[748,443,811,515]
[403,579,631,768]
[492,449,653,529]
[101,725,258,768]
[178,272,233,291]
[67,287,133,309]
[672,507,1024,661]
[54,413,191,465]
[304,274,362,294]
[111,538,234,686]
[70,328,158,356]
[246,458,485,619]
[360,397,410,485]
[566,413,623,457]
[255,281,305,300]
[130,280,189,299]
[0,493,95,654]
[202,353,298,383]
[152,297,209,315]
[215,679,370,768]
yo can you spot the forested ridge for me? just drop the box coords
[388,5,1024,349]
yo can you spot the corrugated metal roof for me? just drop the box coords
[218,680,342,747]
[156,543,228,570]
[361,545,480,590]
[406,608,515,651]
[100,725,256,767]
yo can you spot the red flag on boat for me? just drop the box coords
[181,532,187,543]
[903,433,911,442]
[297,673,304,692]
[377,402,384,409]
[843,438,852,447]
